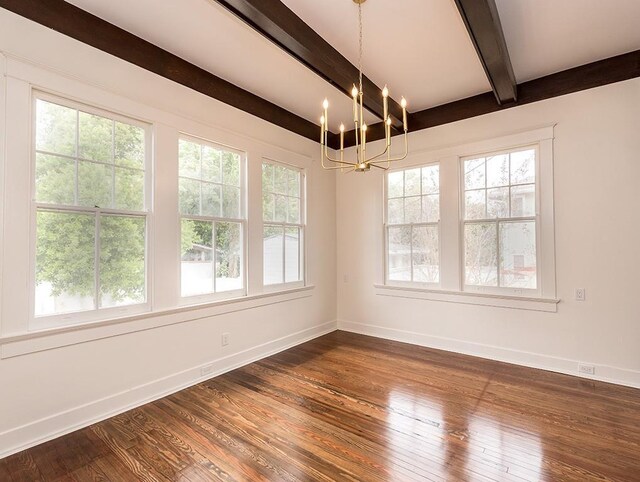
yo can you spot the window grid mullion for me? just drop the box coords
[496,220,501,288]
[95,212,101,310]
[212,221,217,294]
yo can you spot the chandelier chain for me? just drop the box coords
[358,1,363,93]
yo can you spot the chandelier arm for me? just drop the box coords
[367,162,389,171]
[384,133,409,163]
[323,145,357,166]
[364,144,390,163]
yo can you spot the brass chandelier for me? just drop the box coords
[320,0,409,172]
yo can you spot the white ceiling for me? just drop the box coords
[495,0,640,82]
[63,0,640,133]
[65,0,377,132]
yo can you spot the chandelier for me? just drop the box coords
[320,0,409,172]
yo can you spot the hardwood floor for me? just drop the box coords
[2,331,640,481]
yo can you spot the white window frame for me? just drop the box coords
[384,162,441,288]
[460,144,541,297]
[376,126,557,311]
[29,91,152,330]
[261,158,306,291]
[177,134,248,305]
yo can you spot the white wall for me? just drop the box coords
[337,77,640,388]
[0,9,336,457]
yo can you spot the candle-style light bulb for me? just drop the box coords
[339,123,345,151]
[320,115,325,125]
[382,85,389,123]
[351,85,358,123]
[400,97,408,131]
[320,116,325,145]
[323,98,329,109]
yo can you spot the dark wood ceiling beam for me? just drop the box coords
[331,50,640,149]
[453,0,517,105]
[213,0,405,130]
[0,0,320,142]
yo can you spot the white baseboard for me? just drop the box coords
[0,320,338,460]
[338,320,640,390]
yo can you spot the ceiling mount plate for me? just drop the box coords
[353,0,367,4]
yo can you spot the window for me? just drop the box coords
[262,161,304,286]
[179,137,245,298]
[33,94,149,320]
[462,146,538,291]
[385,164,440,284]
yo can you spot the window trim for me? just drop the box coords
[384,161,441,288]
[379,125,557,309]
[460,143,541,297]
[29,91,152,330]
[261,158,306,290]
[177,133,248,304]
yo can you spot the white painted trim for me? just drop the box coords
[0,285,315,358]
[0,320,338,460]
[374,284,559,312]
[337,320,640,389]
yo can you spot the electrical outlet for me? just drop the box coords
[575,288,586,301]
[200,364,214,377]
[578,364,595,375]
[221,332,230,346]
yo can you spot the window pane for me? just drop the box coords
[464,223,497,286]
[99,216,145,308]
[421,194,439,223]
[510,149,535,185]
[222,151,241,186]
[179,139,201,179]
[465,190,486,220]
[202,183,222,217]
[405,196,421,224]
[288,197,300,224]
[262,163,274,194]
[115,121,145,169]
[115,167,144,211]
[35,211,96,316]
[274,165,288,194]
[263,191,274,222]
[36,99,76,157]
[487,187,509,218]
[464,158,485,190]
[78,161,113,208]
[388,171,403,198]
[181,219,213,297]
[285,227,300,283]
[79,112,113,163]
[511,184,536,217]
[216,222,242,292]
[287,170,300,197]
[179,178,201,215]
[486,154,508,187]
[275,195,287,222]
[202,146,221,183]
[413,226,439,283]
[500,221,537,289]
[404,168,421,196]
[263,225,284,285]
[35,153,75,205]
[222,185,241,219]
[388,226,411,281]
[421,165,439,194]
[388,198,404,225]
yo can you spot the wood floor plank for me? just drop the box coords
[2,330,639,481]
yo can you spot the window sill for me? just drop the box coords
[374,284,559,312]
[0,285,315,359]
